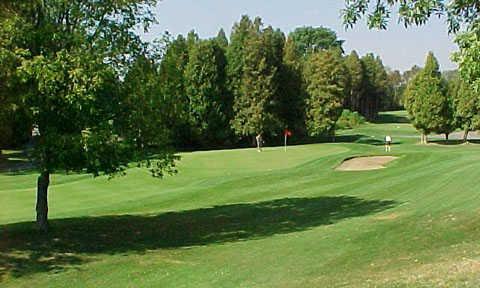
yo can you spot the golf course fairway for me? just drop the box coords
[2,111,480,287]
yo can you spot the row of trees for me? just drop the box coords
[122,16,399,149]
[2,15,412,151]
[343,0,480,143]
[404,52,479,143]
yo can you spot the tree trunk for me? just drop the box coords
[445,133,449,141]
[36,171,50,232]
[463,129,469,143]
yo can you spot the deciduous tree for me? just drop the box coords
[342,0,479,33]
[289,26,344,56]
[1,0,176,231]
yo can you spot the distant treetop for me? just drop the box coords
[288,26,344,56]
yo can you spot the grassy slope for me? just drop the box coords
[1,111,480,287]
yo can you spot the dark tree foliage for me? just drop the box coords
[383,69,404,111]
[278,37,306,136]
[158,35,192,148]
[185,40,231,146]
[359,54,388,120]
[344,50,364,112]
[215,28,229,50]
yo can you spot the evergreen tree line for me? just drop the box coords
[0,16,408,149]
[151,16,403,149]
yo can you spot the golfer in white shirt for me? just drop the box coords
[385,135,392,152]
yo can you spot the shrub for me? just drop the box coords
[336,109,366,129]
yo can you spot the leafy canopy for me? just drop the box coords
[1,0,176,177]
[342,0,479,33]
[289,26,344,56]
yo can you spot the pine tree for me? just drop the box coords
[215,28,229,50]
[231,29,280,141]
[304,50,348,138]
[186,30,199,50]
[158,35,191,147]
[184,40,230,147]
[360,54,388,120]
[384,69,404,110]
[123,54,171,155]
[262,26,286,136]
[344,50,364,112]
[278,37,306,135]
[226,16,256,105]
[262,26,285,69]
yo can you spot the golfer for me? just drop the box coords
[256,133,263,152]
[385,135,392,152]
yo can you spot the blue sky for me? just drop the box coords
[141,0,457,71]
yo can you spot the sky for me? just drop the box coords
[141,0,458,72]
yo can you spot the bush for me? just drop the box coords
[336,109,366,130]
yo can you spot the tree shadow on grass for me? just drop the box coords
[335,134,385,146]
[374,113,410,124]
[0,195,396,279]
[428,139,480,145]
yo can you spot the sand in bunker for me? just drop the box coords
[336,156,398,171]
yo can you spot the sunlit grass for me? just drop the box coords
[2,111,480,287]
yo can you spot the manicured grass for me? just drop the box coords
[2,111,480,287]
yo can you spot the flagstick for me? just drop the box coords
[284,134,287,152]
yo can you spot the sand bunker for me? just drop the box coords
[336,156,398,171]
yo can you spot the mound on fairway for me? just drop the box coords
[336,156,398,171]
